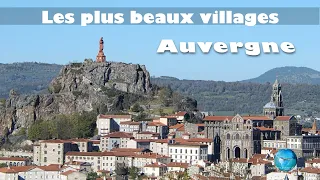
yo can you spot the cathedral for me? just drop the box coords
[204,79,302,162]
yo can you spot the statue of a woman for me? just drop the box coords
[99,37,104,51]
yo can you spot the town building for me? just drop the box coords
[168,141,208,163]
[100,132,133,152]
[96,114,132,136]
[33,140,73,166]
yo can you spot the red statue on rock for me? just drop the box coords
[96,37,106,63]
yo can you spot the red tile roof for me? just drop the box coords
[110,148,145,152]
[300,167,320,174]
[169,124,184,129]
[203,116,233,121]
[0,157,27,161]
[275,116,293,121]
[40,139,71,144]
[144,162,166,168]
[166,162,189,168]
[175,111,188,116]
[102,132,133,138]
[306,158,320,164]
[148,122,166,126]
[61,170,76,176]
[99,114,132,119]
[187,138,213,143]
[243,116,272,121]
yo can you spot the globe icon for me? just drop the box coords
[274,149,297,172]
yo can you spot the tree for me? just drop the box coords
[134,113,147,121]
[131,103,143,113]
[27,112,97,140]
[128,166,139,179]
[86,172,99,180]
[158,87,173,107]
[0,163,7,168]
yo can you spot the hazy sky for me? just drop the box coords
[1,0,320,81]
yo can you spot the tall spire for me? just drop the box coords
[96,37,106,63]
[284,174,289,180]
[264,79,284,117]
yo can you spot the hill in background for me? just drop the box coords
[0,62,62,98]
[151,78,320,118]
[242,66,320,85]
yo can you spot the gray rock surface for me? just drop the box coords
[0,61,152,135]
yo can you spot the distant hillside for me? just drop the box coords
[0,62,62,98]
[151,78,320,117]
[242,66,320,85]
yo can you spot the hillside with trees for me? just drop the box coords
[151,77,320,117]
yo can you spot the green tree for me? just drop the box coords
[158,87,173,107]
[131,103,143,113]
[27,112,97,140]
[128,166,139,179]
[134,113,147,121]
[28,121,44,140]
[86,172,99,180]
[0,163,7,168]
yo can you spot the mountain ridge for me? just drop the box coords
[241,66,320,85]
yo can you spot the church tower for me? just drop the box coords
[96,37,106,63]
[263,79,284,118]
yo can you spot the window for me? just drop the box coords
[44,157,47,162]
[44,151,47,154]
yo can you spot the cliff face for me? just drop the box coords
[0,61,152,135]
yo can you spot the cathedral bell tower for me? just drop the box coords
[263,79,284,118]
[96,37,106,63]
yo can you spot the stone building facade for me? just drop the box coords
[221,114,255,161]
[203,79,303,162]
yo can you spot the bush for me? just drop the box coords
[27,112,97,140]
[131,103,143,113]
[16,127,26,136]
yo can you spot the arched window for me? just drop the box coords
[227,134,231,139]
[236,134,240,140]
[245,134,249,139]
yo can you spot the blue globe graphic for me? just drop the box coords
[274,149,297,172]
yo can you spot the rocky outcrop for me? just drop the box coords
[0,61,152,135]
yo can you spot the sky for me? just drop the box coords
[1,0,320,81]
